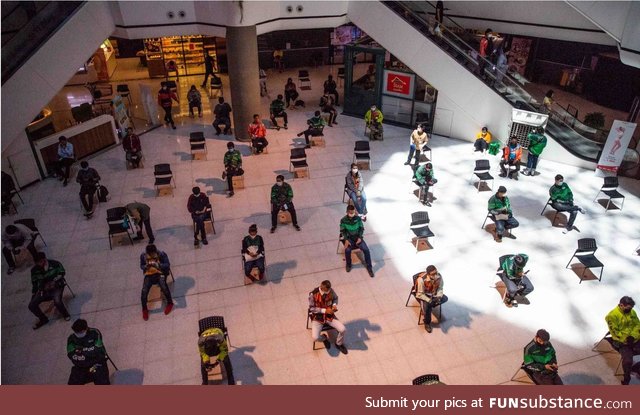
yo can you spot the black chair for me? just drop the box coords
[594,176,625,211]
[106,207,134,250]
[210,76,223,98]
[14,218,47,246]
[116,84,132,106]
[198,316,230,346]
[565,238,603,283]
[481,212,512,237]
[306,308,336,350]
[469,159,494,192]
[154,163,175,196]
[193,207,216,235]
[289,148,310,179]
[94,328,119,371]
[189,132,207,160]
[353,140,371,170]
[409,212,434,252]
[342,177,349,204]
[298,70,311,89]
[592,331,624,376]
[412,374,440,385]
[540,198,560,226]
[405,272,443,325]
[510,363,540,384]
[492,255,511,302]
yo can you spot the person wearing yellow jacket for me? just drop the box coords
[364,105,384,140]
[473,126,492,153]
[605,296,640,385]
[198,327,235,385]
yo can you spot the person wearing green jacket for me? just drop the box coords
[340,205,374,277]
[549,174,586,234]
[29,252,70,329]
[198,327,235,385]
[270,175,300,232]
[297,110,326,148]
[605,296,640,385]
[67,319,110,384]
[500,253,534,306]
[523,127,547,176]
[523,329,563,384]
[487,186,519,242]
[414,162,438,206]
[269,94,288,130]
[223,141,243,197]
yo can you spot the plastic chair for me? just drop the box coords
[189,132,207,160]
[154,163,175,196]
[469,159,494,192]
[594,176,625,211]
[198,316,230,346]
[412,374,440,385]
[298,70,311,89]
[306,307,336,350]
[409,212,434,252]
[353,140,371,170]
[565,238,603,283]
[14,218,46,246]
[539,198,561,226]
[106,207,134,250]
[289,148,310,179]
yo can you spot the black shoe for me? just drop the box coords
[345,264,352,272]
[270,227,276,233]
[172,124,176,130]
[323,338,331,350]
[7,267,15,275]
[194,239,199,247]
[133,235,144,241]
[336,344,348,355]
[227,191,234,197]
[296,132,303,137]
[148,239,155,244]
[284,125,288,130]
[425,324,432,333]
[294,225,301,231]
[202,239,208,245]
[367,267,374,278]
[404,161,411,165]
[499,173,507,178]
[215,131,221,136]
[33,319,49,330]
[63,180,68,187]
[305,145,311,149]
[495,235,503,243]
[505,233,517,240]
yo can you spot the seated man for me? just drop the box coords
[523,329,563,385]
[500,136,522,179]
[67,319,110,385]
[76,161,101,218]
[488,186,519,242]
[139,244,173,320]
[364,105,384,140]
[549,174,586,234]
[269,94,288,130]
[2,171,17,214]
[29,252,71,329]
[340,205,374,278]
[187,186,211,247]
[345,164,367,220]
[320,93,338,127]
[500,253,534,307]
[297,110,326,149]
[473,126,492,153]
[223,142,243,197]
[187,85,203,118]
[55,136,75,186]
[605,296,640,385]
[242,224,265,282]
[415,265,448,333]
[308,280,348,354]
[212,97,232,136]
[248,114,269,154]
[270,175,300,233]
[2,223,38,274]
[414,162,438,206]
[198,326,235,385]
[323,74,339,106]
[122,127,142,168]
[405,124,429,165]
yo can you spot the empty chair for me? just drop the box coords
[565,238,604,283]
[409,211,434,252]
[539,198,560,226]
[14,218,47,246]
[412,374,440,385]
[154,163,175,196]
[469,159,494,192]
[298,69,311,89]
[210,75,223,98]
[198,316,230,346]
[353,140,371,170]
[189,132,207,160]
[289,148,310,179]
[106,207,134,250]
[594,176,625,211]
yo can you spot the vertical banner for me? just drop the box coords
[139,84,160,126]
[111,95,130,138]
[597,120,637,173]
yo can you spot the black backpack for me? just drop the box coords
[97,184,109,203]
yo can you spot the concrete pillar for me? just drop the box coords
[226,25,261,142]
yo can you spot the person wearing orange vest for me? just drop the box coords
[248,114,269,154]
[415,265,448,333]
[308,280,348,354]
[500,136,522,179]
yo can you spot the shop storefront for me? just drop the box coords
[143,35,227,78]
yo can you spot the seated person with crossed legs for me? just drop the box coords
[2,223,38,274]
[523,329,563,385]
[242,224,265,282]
[500,253,534,307]
[414,162,438,206]
[309,280,348,354]
[605,296,640,385]
[297,111,326,149]
[415,265,448,333]
[67,319,110,385]
[198,326,235,385]
[269,94,288,130]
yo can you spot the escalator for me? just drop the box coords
[348,1,604,165]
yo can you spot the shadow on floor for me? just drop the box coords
[342,318,382,351]
[112,368,144,385]
[230,346,263,385]
[264,260,297,284]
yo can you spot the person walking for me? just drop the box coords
[157,83,179,129]
[201,52,216,88]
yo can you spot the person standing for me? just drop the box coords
[500,253,534,307]
[270,175,301,233]
[605,296,640,385]
[414,162,438,206]
[499,136,522,179]
[29,252,71,329]
[67,319,110,385]
[187,85,202,118]
[139,244,174,320]
[248,114,269,154]
[76,161,100,218]
[187,186,211,247]
[523,329,563,385]
[198,326,235,385]
[157,83,179,129]
[122,127,142,168]
[478,29,492,78]
[548,174,587,234]
[212,97,232,136]
[488,186,519,242]
[269,95,288,130]
[523,127,547,176]
[55,136,75,186]
[201,52,216,88]
[340,205,374,277]
[405,124,429,165]
[126,202,154,244]
[2,223,38,274]
[494,47,509,86]
[415,265,448,333]
[242,224,265,282]
[308,280,348,354]
[345,163,367,220]
[542,90,554,113]
[435,1,444,24]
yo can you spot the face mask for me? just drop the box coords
[193,191,200,196]
[227,148,234,152]
[75,331,87,339]
[352,169,358,174]
[249,232,257,237]
[320,289,328,296]
[82,167,89,171]
[276,181,283,186]
[348,213,356,218]
[555,180,563,186]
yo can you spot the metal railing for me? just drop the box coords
[385,1,604,161]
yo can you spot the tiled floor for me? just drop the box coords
[3,65,639,385]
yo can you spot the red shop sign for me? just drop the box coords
[386,73,411,96]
